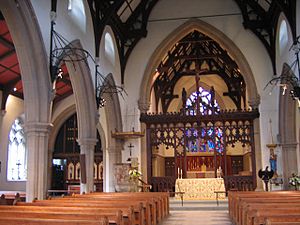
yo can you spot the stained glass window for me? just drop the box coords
[7,118,27,181]
[185,87,223,153]
[186,87,220,115]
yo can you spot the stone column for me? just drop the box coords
[248,95,263,190]
[77,138,97,194]
[107,146,122,192]
[138,99,150,182]
[282,142,298,189]
[25,122,52,202]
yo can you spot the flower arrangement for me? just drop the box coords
[129,168,142,180]
[289,173,300,190]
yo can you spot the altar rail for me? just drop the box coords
[150,175,255,193]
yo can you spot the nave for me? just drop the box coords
[161,211,232,225]
[162,198,231,225]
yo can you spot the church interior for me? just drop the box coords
[0,0,300,224]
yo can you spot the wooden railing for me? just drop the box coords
[224,175,255,191]
[150,177,176,193]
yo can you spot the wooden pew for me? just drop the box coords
[229,191,300,225]
[0,217,108,225]
[0,206,122,225]
[18,200,137,225]
[251,210,300,225]
[65,194,157,225]
[81,192,169,218]
[265,216,300,225]
[49,192,168,225]
[242,203,300,225]
[228,191,300,225]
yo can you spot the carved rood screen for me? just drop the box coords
[140,107,259,192]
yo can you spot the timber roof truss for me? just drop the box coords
[87,0,158,83]
[234,0,296,74]
[153,30,246,113]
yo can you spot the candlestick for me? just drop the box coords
[177,167,180,179]
[180,169,183,179]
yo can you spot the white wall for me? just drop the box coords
[30,0,96,83]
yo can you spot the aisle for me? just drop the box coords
[161,211,232,225]
[162,198,232,225]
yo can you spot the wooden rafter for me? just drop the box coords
[234,0,296,74]
[87,0,159,84]
[153,30,246,113]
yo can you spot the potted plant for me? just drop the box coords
[128,168,142,192]
[289,173,300,190]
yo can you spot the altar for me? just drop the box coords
[175,178,226,200]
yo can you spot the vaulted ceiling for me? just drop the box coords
[0,0,297,110]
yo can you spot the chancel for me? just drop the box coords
[0,0,300,224]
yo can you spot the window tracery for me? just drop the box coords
[7,118,27,181]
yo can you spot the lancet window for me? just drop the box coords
[7,118,27,181]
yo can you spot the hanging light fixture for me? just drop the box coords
[49,0,126,109]
[264,35,300,107]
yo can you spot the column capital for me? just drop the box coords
[24,122,52,134]
[248,95,260,109]
[138,99,150,113]
[77,138,98,147]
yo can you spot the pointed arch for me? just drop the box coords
[0,0,52,201]
[139,19,259,110]
[64,40,97,142]
[102,73,123,191]
[0,0,51,122]
[279,63,298,187]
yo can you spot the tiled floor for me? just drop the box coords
[161,210,233,225]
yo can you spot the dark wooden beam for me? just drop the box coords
[0,49,15,61]
[0,63,20,76]
[0,35,14,49]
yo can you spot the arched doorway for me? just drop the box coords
[51,113,103,193]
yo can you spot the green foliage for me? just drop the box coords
[129,169,142,179]
[289,173,300,189]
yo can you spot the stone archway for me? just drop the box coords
[0,0,52,201]
[138,19,262,189]
[101,73,123,192]
[48,104,76,191]
[63,40,98,193]
[139,19,260,109]
[279,63,298,188]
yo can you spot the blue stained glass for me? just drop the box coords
[185,87,223,153]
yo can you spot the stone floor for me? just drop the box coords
[161,198,233,225]
[161,210,233,225]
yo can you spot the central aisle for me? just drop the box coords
[161,211,232,225]
[162,198,232,225]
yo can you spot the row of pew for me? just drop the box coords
[0,192,25,205]
[228,191,300,225]
[0,192,169,225]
